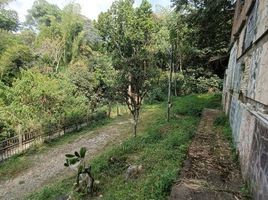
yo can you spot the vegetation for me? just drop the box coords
[0,0,236,198]
[0,0,230,140]
[64,147,95,195]
[171,0,234,76]
[213,113,252,199]
[26,94,221,200]
[0,1,116,140]
[0,114,114,182]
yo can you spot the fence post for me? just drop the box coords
[16,124,23,151]
[19,134,23,151]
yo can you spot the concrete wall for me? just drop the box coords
[223,0,268,199]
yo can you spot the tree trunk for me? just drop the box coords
[174,60,178,97]
[116,104,120,116]
[107,102,112,118]
[179,57,183,73]
[167,48,173,122]
[133,109,139,137]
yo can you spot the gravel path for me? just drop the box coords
[0,118,131,200]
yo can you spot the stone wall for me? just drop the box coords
[223,0,268,199]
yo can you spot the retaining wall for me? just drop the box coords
[223,0,268,199]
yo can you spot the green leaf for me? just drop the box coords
[69,158,79,165]
[65,154,75,158]
[74,151,80,158]
[79,147,87,158]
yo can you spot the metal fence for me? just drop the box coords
[0,112,106,161]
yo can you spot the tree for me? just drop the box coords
[0,29,17,54]
[0,0,18,31]
[26,0,61,28]
[0,44,33,85]
[0,69,88,136]
[0,8,18,31]
[171,0,234,75]
[28,1,97,73]
[96,0,158,136]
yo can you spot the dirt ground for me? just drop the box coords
[170,109,248,200]
[0,117,131,200]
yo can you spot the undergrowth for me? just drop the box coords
[26,93,222,200]
[213,113,237,160]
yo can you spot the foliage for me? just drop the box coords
[96,0,159,136]
[145,72,168,104]
[64,147,95,195]
[145,69,222,103]
[64,147,87,167]
[0,0,116,140]
[26,0,61,28]
[25,93,221,200]
[156,8,195,72]
[171,0,234,74]
[0,44,34,85]
[177,68,223,95]
[0,69,88,136]
[65,53,117,112]
[0,0,228,141]
[0,1,18,31]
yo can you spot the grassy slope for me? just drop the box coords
[26,93,222,200]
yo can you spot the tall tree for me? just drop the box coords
[96,0,158,136]
[26,0,61,28]
[0,0,18,31]
[171,0,234,74]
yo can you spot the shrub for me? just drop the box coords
[145,69,222,103]
[177,68,223,96]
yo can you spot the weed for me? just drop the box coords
[26,93,221,200]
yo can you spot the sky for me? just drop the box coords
[7,0,171,22]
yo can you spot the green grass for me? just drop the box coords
[213,112,237,161]
[26,93,222,200]
[214,113,232,141]
[0,154,33,182]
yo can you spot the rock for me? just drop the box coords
[125,164,143,180]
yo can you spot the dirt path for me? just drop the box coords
[170,109,247,200]
[0,118,131,200]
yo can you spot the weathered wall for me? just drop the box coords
[223,0,268,199]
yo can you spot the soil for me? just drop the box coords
[170,109,248,200]
[0,117,131,200]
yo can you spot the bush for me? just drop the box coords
[145,73,168,104]
[177,68,223,96]
[0,69,89,139]
[145,69,223,103]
